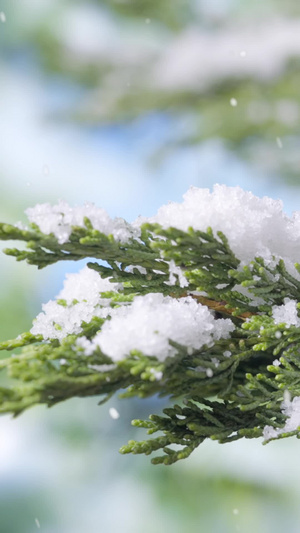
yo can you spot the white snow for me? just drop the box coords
[27,185,300,359]
[25,201,138,244]
[90,293,235,361]
[109,407,120,420]
[166,260,189,288]
[76,336,95,356]
[263,396,300,441]
[30,265,233,363]
[58,266,122,304]
[126,265,147,275]
[25,185,300,273]
[272,298,300,327]
[150,368,163,380]
[272,359,281,367]
[31,266,121,340]
[135,184,300,269]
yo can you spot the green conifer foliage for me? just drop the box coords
[0,201,300,465]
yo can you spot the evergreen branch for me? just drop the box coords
[1,199,300,464]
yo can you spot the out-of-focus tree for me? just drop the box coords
[1,0,300,183]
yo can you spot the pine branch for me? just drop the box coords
[1,194,300,465]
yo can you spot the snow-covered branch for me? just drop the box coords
[1,185,300,464]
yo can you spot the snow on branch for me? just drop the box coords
[1,184,300,465]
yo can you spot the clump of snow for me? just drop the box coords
[25,201,138,244]
[272,298,300,327]
[31,266,121,340]
[26,185,300,359]
[134,184,300,269]
[91,293,235,361]
[30,299,110,341]
[25,186,300,274]
[263,395,300,441]
[58,266,122,303]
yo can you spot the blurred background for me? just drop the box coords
[1,1,300,532]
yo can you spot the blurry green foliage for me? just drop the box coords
[0,490,52,533]
[97,0,194,29]
[142,466,299,533]
[1,0,300,184]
